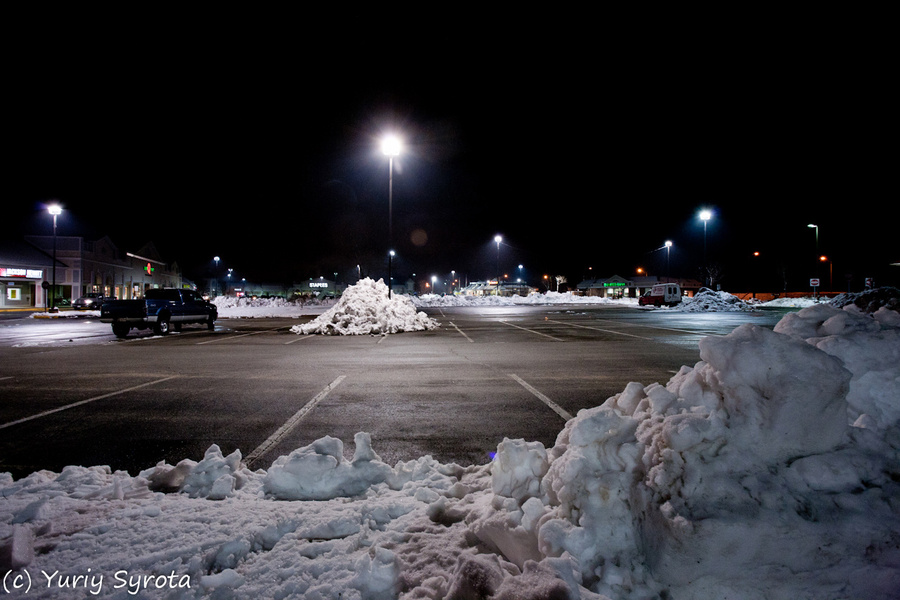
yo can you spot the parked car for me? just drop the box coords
[100,288,217,338]
[73,293,111,310]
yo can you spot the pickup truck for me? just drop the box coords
[100,288,218,338]
[638,283,683,307]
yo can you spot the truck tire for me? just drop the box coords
[154,316,171,335]
[112,323,130,338]
[207,315,216,330]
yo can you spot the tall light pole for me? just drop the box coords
[213,256,220,297]
[494,235,503,296]
[48,203,62,312]
[699,210,712,286]
[381,134,401,298]
[665,240,673,282]
[808,224,820,288]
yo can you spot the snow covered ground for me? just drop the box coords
[6,285,899,599]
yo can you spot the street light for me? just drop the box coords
[381,134,402,298]
[808,224,821,286]
[47,203,62,312]
[699,209,712,285]
[389,250,396,295]
[213,256,220,297]
[494,235,503,296]
[664,240,673,281]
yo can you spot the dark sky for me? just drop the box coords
[5,10,896,292]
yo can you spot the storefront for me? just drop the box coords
[578,275,635,299]
[0,239,63,309]
[0,266,46,309]
[295,278,339,298]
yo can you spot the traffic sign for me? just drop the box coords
[810,278,820,287]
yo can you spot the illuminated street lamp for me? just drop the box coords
[820,255,833,290]
[381,134,402,298]
[808,224,821,286]
[389,250,396,295]
[665,240,673,281]
[494,235,503,296]
[699,209,712,285]
[47,203,62,312]
[213,256,221,297]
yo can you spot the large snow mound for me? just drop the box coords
[2,303,898,599]
[291,278,439,335]
[676,287,753,312]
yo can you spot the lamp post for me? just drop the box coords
[664,240,672,282]
[699,210,712,286]
[213,256,220,297]
[494,235,503,296]
[48,204,62,312]
[381,134,401,298]
[808,224,820,287]
[388,250,396,295]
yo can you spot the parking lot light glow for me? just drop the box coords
[381,134,401,157]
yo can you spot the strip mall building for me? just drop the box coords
[0,236,185,310]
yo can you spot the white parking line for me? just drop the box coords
[499,320,564,341]
[509,374,572,421]
[245,375,347,468]
[196,327,284,345]
[448,322,474,343]
[0,376,178,430]
[546,319,652,340]
[285,334,316,345]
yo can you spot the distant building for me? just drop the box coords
[292,278,343,298]
[577,275,703,299]
[1,235,185,308]
[460,281,537,297]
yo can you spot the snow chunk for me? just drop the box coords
[263,433,393,500]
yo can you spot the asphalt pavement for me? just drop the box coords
[0,306,790,478]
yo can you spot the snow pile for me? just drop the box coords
[291,278,439,335]
[830,286,900,316]
[212,296,335,318]
[2,303,899,599]
[755,296,820,308]
[677,288,752,312]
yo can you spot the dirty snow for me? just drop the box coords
[4,288,899,598]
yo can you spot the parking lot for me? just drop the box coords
[0,306,788,478]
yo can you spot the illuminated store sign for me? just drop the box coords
[0,267,44,279]
[603,281,629,287]
[309,282,329,288]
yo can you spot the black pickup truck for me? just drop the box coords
[100,288,218,338]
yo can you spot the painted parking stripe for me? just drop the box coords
[546,319,652,340]
[448,322,474,343]
[509,374,572,421]
[196,327,284,345]
[499,320,564,341]
[0,376,178,430]
[245,375,347,468]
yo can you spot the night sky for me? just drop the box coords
[6,11,896,293]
